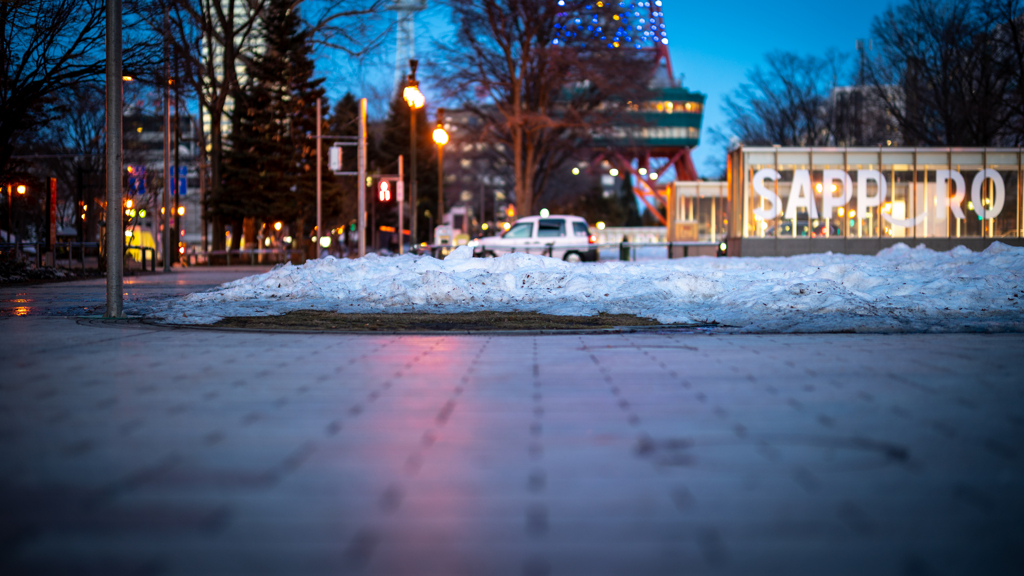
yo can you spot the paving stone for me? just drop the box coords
[1,273,1023,575]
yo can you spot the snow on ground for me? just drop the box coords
[150,242,1024,333]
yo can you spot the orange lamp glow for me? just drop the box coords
[432,127,449,146]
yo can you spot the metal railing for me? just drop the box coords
[413,240,723,261]
[1,241,154,271]
[186,248,303,266]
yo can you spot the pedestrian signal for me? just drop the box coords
[378,180,392,202]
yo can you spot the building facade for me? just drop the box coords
[726,146,1024,256]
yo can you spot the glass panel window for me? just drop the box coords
[503,222,533,238]
[537,219,566,237]
[572,222,589,237]
[735,148,1023,239]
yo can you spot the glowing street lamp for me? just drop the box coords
[432,125,448,145]
[403,59,425,244]
[432,108,449,224]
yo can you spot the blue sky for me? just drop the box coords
[662,0,897,175]
[321,0,899,177]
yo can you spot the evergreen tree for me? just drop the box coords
[219,0,325,250]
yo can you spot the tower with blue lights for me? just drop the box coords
[554,0,704,226]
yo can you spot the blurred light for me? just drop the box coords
[125,230,133,238]
[432,127,449,145]
[126,166,134,174]
[274,221,282,231]
[815,183,823,193]
[176,206,185,216]
[16,184,26,194]
[638,168,647,175]
[160,207,165,214]
[596,221,606,230]
[829,183,838,192]
[122,75,133,82]
[506,205,515,218]
[719,242,727,251]
[540,208,550,217]
[403,84,425,109]
[572,167,580,175]
[849,209,857,218]
[609,168,619,177]
[650,172,659,180]
[284,235,293,243]
[837,207,845,217]
[139,209,146,218]
[319,236,331,248]
[482,223,489,231]
[503,222,511,230]
[125,199,133,208]
[967,201,974,210]
[264,237,271,247]
[178,245,185,254]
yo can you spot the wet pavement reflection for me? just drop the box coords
[0,311,1021,575]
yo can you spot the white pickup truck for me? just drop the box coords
[471,215,599,262]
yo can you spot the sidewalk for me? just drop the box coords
[0,272,1022,575]
[0,265,270,318]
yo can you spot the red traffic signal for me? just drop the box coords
[378,180,392,202]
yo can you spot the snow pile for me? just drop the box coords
[151,243,1024,333]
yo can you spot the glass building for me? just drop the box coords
[726,147,1024,256]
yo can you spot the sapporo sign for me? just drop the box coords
[751,168,1007,227]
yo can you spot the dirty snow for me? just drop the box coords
[150,242,1024,333]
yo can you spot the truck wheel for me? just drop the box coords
[563,251,583,263]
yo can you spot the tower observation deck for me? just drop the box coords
[552,0,704,225]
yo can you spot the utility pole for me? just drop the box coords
[408,62,418,244]
[436,108,445,226]
[162,7,171,272]
[173,50,181,260]
[358,98,367,257]
[397,155,404,255]
[316,97,322,254]
[105,0,124,317]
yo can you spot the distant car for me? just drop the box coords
[472,215,598,262]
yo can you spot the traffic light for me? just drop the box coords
[378,180,392,202]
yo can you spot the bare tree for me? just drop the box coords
[437,0,652,217]
[721,51,847,147]
[0,0,157,187]
[981,0,1024,144]
[164,0,267,250]
[866,0,1019,145]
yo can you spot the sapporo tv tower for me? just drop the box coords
[552,0,704,226]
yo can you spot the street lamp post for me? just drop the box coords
[105,0,124,318]
[402,59,424,245]
[432,110,448,241]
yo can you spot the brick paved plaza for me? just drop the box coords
[1,270,1022,575]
